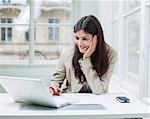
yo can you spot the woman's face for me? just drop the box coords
[74,30,93,53]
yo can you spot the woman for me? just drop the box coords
[49,15,118,95]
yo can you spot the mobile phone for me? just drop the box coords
[116,96,130,103]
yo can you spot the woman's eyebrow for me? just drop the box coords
[75,35,91,38]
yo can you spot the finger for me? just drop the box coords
[93,35,97,44]
[52,87,61,96]
[89,38,93,47]
[49,87,60,95]
[49,87,54,95]
[53,87,58,93]
[90,36,95,46]
[54,91,61,96]
[92,35,97,48]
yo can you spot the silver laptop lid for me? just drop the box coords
[0,76,59,107]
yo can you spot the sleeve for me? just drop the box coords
[78,50,118,95]
[49,50,66,91]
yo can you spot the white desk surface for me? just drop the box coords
[0,93,150,119]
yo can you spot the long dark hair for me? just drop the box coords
[72,15,109,83]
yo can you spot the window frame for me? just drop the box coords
[111,0,150,104]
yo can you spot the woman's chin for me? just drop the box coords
[79,49,86,53]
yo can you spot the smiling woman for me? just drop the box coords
[74,30,94,54]
[49,15,118,95]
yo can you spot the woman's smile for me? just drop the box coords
[79,45,89,53]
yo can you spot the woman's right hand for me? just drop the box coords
[83,35,97,58]
[49,87,61,96]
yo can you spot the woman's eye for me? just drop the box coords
[82,38,87,40]
[75,36,79,40]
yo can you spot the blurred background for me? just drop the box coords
[0,0,150,105]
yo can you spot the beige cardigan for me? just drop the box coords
[49,46,118,94]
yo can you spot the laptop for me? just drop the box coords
[0,76,77,108]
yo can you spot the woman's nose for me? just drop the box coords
[78,39,84,45]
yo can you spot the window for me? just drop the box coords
[48,19,60,41]
[0,18,12,42]
[124,0,140,13]
[111,1,150,102]
[112,22,119,51]
[25,31,29,41]
[148,4,150,98]
[0,2,30,62]
[25,28,36,42]
[126,13,140,81]
[2,0,11,4]
[34,0,72,61]
[112,1,119,20]
[123,4,141,95]
[0,0,72,63]
[147,0,150,3]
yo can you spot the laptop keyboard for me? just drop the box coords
[53,96,71,104]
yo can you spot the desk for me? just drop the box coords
[0,93,150,119]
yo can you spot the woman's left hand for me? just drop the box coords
[83,35,97,58]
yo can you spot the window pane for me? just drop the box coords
[126,12,140,85]
[0,0,72,63]
[1,18,6,23]
[112,22,119,50]
[7,28,12,41]
[54,27,59,41]
[55,19,60,23]
[146,0,150,2]
[34,25,72,61]
[33,0,72,62]
[48,18,60,41]
[0,1,29,62]
[1,28,5,41]
[124,0,140,13]
[112,1,119,20]
[148,7,150,98]
[25,31,29,41]
[112,22,119,73]
[48,27,54,40]
[7,18,12,23]
[34,0,72,24]
[49,27,59,41]
[49,19,54,23]
[2,0,11,4]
